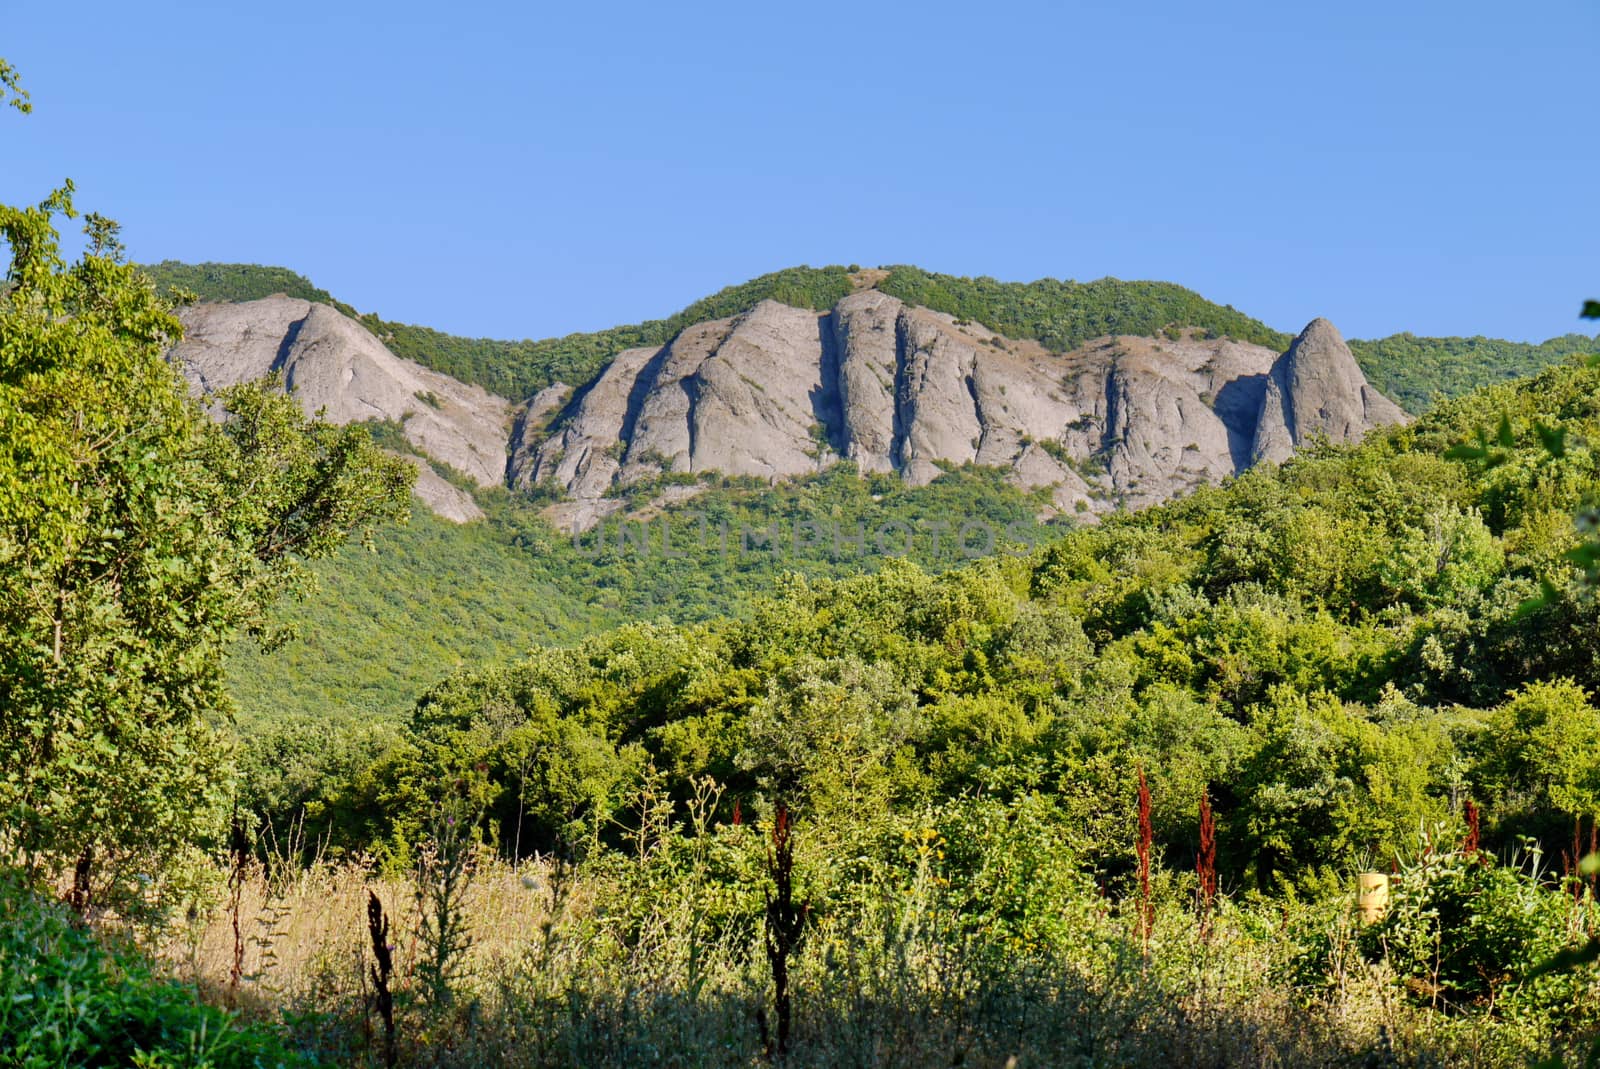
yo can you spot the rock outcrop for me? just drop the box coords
[172,296,514,520]
[397,454,485,523]
[168,291,1409,530]
[1250,318,1409,465]
[514,293,1407,527]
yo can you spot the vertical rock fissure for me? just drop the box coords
[1278,361,1299,444]
[271,310,309,387]
[963,353,985,461]
[889,312,913,472]
[1100,359,1124,466]
[814,310,843,464]
[617,340,675,470]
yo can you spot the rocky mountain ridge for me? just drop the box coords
[171,289,1407,527]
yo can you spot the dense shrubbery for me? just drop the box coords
[1350,331,1600,414]
[876,264,1293,351]
[0,877,305,1068]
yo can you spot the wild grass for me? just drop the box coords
[141,839,1597,1069]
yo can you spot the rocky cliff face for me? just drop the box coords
[515,293,1408,527]
[1250,318,1409,465]
[173,296,514,522]
[170,291,1408,529]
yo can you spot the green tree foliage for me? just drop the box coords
[875,265,1293,351]
[1474,680,1600,823]
[0,876,306,1067]
[0,58,29,114]
[1349,332,1600,414]
[0,173,413,894]
[139,260,355,312]
[250,353,1600,898]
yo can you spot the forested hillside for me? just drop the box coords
[144,259,357,311]
[225,465,1060,726]
[15,18,1600,1063]
[247,358,1600,883]
[874,264,1291,350]
[1348,331,1600,412]
[193,348,1600,1069]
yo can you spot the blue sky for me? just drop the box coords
[3,0,1597,344]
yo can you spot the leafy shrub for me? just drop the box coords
[1361,837,1596,1019]
[0,877,306,1068]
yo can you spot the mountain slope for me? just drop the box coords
[168,281,1404,528]
[142,261,1600,415]
[148,263,1289,401]
[517,296,1404,528]
[223,466,1063,727]
[1346,332,1600,412]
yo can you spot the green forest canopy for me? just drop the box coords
[242,354,1600,902]
[225,464,1062,728]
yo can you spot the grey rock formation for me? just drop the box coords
[520,345,658,504]
[397,454,485,523]
[173,296,514,521]
[516,292,1406,528]
[832,291,901,473]
[169,292,1408,533]
[1250,318,1408,465]
[506,382,572,491]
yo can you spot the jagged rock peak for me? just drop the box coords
[518,296,1297,527]
[1250,317,1408,465]
[171,296,514,522]
[166,293,1412,533]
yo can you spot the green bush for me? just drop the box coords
[0,878,307,1068]
[1362,837,1596,1020]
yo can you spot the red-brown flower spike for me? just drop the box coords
[1197,787,1217,931]
[1137,764,1154,950]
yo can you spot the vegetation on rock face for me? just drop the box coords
[874,264,1293,351]
[142,259,357,313]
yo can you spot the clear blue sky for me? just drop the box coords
[4,0,1597,344]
